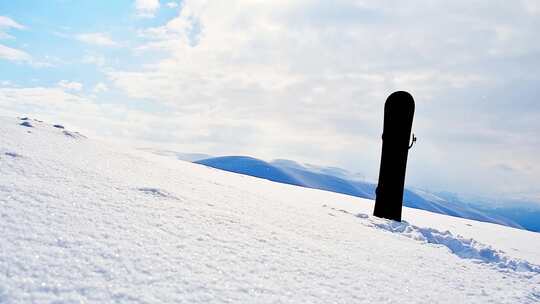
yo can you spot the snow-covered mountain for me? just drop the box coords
[1,116,539,303]
[194,156,522,230]
[137,148,212,162]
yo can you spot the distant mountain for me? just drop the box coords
[442,194,540,233]
[138,148,212,162]
[195,156,525,231]
[196,156,376,199]
[196,156,300,186]
[478,205,540,233]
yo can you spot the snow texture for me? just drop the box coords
[324,206,540,273]
[1,116,539,303]
[19,121,33,128]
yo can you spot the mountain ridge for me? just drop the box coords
[195,155,525,231]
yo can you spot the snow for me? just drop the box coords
[1,116,539,303]
[193,155,521,229]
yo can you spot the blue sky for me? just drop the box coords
[1,0,540,202]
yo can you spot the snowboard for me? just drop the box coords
[373,91,415,221]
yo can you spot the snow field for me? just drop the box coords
[1,116,539,303]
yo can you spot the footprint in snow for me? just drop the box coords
[4,152,22,158]
[365,214,540,274]
[136,187,179,200]
[62,130,86,139]
[322,205,540,274]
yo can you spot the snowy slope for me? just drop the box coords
[1,116,539,303]
[194,156,520,229]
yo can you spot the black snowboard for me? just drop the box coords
[373,91,415,221]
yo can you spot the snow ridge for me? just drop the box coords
[326,206,540,274]
[369,218,540,274]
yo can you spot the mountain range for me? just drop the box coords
[190,155,539,232]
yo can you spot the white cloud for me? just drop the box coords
[135,0,161,18]
[0,85,266,153]
[0,87,91,123]
[0,86,124,140]
[93,82,109,93]
[75,33,118,47]
[1,2,538,200]
[0,16,25,40]
[0,44,31,62]
[57,80,83,91]
[82,54,106,67]
[0,32,13,39]
[0,16,26,39]
[0,16,25,30]
[0,43,52,67]
[103,0,540,199]
[523,0,540,15]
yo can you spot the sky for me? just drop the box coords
[1,0,539,202]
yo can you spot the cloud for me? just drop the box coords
[0,17,28,60]
[0,87,90,118]
[93,82,108,93]
[523,0,540,15]
[166,2,179,9]
[0,85,267,153]
[57,80,83,91]
[0,42,51,67]
[0,16,25,40]
[135,0,161,18]
[102,0,540,199]
[0,32,13,39]
[0,86,126,140]
[0,16,25,30]
[1,2,539,200]
[75,33,118,47]
[82,54,106,67]
[0,44,31,62]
